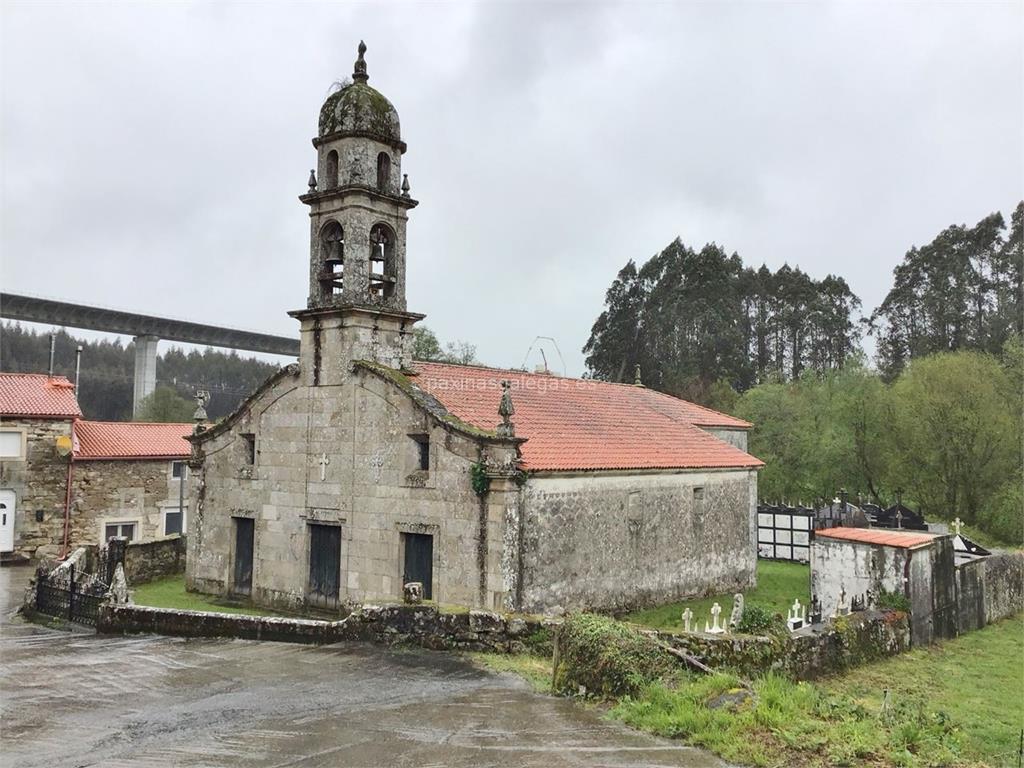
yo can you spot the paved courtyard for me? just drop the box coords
[0,566,727,768]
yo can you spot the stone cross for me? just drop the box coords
[705,602,724,634]
[369,452,385,483]
[895,508,903,529]
[496,380,516,438]
[681,607,693,633]
[835,586,849,617]
[953,517,962,536]
[787,598,806,632]
[318,453,330,482]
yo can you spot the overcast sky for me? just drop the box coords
[3,1,1022,376]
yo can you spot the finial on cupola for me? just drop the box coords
[634,364,643,387]
[401,173,411,198]
[353,40,369,83]
[308,169,317,192]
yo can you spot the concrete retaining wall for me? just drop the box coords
[98,602,547,653]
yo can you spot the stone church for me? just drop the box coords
[186,43,763,614]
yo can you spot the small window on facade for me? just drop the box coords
[376,152,391,191]
[164,508,184,536]
[412,435,430,471]
[171,461,186,479]
[693,487,705,514]
[325,150,339,189]
[241,433,256,465]
[105,522,136,542]
[0,430,23,459]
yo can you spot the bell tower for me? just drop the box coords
[292,42,423,382]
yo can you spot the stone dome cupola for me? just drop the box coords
[317,40,404,152]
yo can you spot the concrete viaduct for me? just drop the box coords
[1,293,299,415]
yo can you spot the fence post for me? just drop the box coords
[35,568,47,612]
[68,563,75,621]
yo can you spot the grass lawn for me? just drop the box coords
[611,615,1023,767]
[624,560,810,632]
[132,575,281,616]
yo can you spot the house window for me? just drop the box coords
[241,433,256,465]
[105,522,136,542]
[0,430,24,459]
[164,507,184,536]
[171,461,187,479]
[412,435,430,471]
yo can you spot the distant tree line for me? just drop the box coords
[0,323,280,421]
[583,240,860,404]
[584,202,1023,543]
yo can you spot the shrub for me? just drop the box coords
[554,613,677,698]
[736,604,786,635]
[975,479,1024,546]
[876,589,911,613]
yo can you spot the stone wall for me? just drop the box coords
[71,459,189,549]
[518,470,758,614]
[98,602,545,653]
[655,610,911,681]
[702,427,748,452]
[123,535,187,584]
[955,551,1024,632]
[0,417,74,559]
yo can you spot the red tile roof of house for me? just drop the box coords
[74,421,192,461]
[815,527,940,549]
[410,362,762,472]
[0,373,82,419]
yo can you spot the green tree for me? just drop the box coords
[134,386,194,423]
[411,326,479,365]
[887,351,1017,523]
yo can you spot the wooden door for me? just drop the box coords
[402,533,433,600]
[308,524,341,607]
[233,517,254,594]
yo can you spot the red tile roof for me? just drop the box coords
[0,373,82,419]
[409,362,763,472]
[74,421,192,461]
[815,527,940,549]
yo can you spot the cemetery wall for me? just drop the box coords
[518,469,758,614]
[956,551,1024,632]
[656,610,911,680]
[123,535,187,584]
[97,602,547,652]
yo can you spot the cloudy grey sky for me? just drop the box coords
[3,1,1021,376]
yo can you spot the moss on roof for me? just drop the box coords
[319,82,400,142]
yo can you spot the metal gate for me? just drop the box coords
[35,563,109,626]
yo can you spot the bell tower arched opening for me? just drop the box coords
[318,221,345,296]
[369,222,397,300]
[325,150,339,189]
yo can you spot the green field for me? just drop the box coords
[132,575,280,616]
[624,560,810,631]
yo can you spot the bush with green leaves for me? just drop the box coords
[876,589,911,613]
[554,613,676,698]
[736,604,786,635]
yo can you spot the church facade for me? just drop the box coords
[186,44,763,614]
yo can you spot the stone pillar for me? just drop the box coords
[132,334,159,416]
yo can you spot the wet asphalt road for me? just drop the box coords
[0,566,728,768]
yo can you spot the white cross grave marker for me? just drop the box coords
[705,602,725,634]
[787,598,806,632]
[953,517,962,536]
[318,453,330,481]
[682,607,693,633]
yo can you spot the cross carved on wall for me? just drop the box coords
[318,453,330,482]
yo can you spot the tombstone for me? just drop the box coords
[787,598,806,631]
[729,593,744,629]
[810,595,823,625]
[851,594,865,612]
[866,588,877,610]
[834,587,850,617]
[704,602,725,634]
[681,607,693,633]
[403,581,423,604]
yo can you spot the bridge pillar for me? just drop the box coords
[132,335,159,416]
